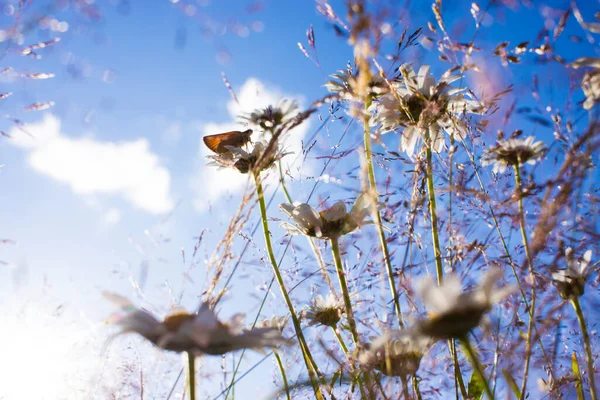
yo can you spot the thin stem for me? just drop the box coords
[412,375,423,400]
[253,172,324,400]
[330,236,370,398]
[450,339,468,398]
[400,376,411,399]
[187,352,196,400]
[448,136,461,400]
[274,350,292,400]
[308,237,337,296]
[330,236,360,345]
[278,160,293,204]
[514,162,536,400]
[425,146,443,284]
[362,98,405,328]
[459,337,494,399]
[426,143,467,396]
[572,297,598,400]
[332,326,349,355]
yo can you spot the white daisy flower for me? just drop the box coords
[303,294,345,327]
[359,329,433,377]
[416,269,516,339]
[207,140,287,174]
[552,248,594,300]
[370,63,485,158]
[279,193,373,239]
[571,57,600,110]
[480,135,546,174]
[104,293,291,355]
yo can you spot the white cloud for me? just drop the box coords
[192,78,311,212]
[104,208,122,225]
[8,114,174,214]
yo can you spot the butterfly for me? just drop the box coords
[203,129,253,154]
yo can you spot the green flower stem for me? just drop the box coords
[514,162,537,400]
[278,160,293,204]
[330,237,360,345]
[332,326,349,355]
[459,337,494,399]
[362,99,405,329]
[330,236,369,398]
[425,143,467,396]
[450,338,468,397]
[187,352,196,400]
[274,350,292,400]
[571,297,598,400]
[425,146,443,285]
[412,375,423,400]
[253,172,324,400]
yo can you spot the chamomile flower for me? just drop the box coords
[279,193,373,239]
[552,248,594,300]
[104,293,291,356]
[571,57,600,110]
[207,140,288,174]
[481,135,546,173]
[370,63,485,158]
[303,294,345,327]
[359,329,433,377]
[416,269,515,339]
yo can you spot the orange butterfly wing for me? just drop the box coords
[203,130,252,154]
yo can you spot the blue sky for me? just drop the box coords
[1,0,599,398]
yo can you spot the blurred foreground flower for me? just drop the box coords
[571,57,600,110]
[303,294,345,327]
[325,66,389,101]
[481,135,546,174]
[552,248,594,300]
[207,140,288,174]
[416,269,515,339]
[370,63,485,158]
[359,329,433,377]
[279,193,372,239]
[104,293,292,355]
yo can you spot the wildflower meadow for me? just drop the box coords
[2,1,600,399]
